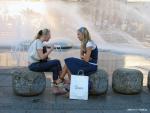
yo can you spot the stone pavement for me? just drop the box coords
[0,68,150,113]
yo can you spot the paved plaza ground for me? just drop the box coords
[0,68,150,113]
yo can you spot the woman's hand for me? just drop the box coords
[37,49,49,60]
[47,44,54,53]
[37,45,54,60]
[80,55,84,60]
[47,48,52,54]
[81,47,92,62]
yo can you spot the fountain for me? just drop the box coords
[0,0,150,66]
[81,0,150,56]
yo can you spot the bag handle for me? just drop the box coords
[77,70,84,76]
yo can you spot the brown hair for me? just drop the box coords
[35,28,50,39]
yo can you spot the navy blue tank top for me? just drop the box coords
[89,46,98,64]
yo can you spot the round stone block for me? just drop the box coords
[112,68,143,94]
[89,69,108,95]
[12,67,46,96]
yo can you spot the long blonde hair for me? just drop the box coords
[78,27,91,51]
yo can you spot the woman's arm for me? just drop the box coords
[81,47,92,62]
[37,48,52,60]
[80,46,84,58]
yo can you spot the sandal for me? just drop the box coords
[55,78,64,84]
[63,84,70,92]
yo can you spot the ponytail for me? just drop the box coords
[35,30,43,39]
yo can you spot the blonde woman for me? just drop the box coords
[28,29,62,84]
[56,27,98,85]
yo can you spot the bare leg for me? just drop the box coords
[56,64,68,84]
[67,69,71,80]
[63,67,71,84]
[60,64,68,79]
[63,65,71,80]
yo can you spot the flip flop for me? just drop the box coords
[55,78,64,84]
[63,84,70,92]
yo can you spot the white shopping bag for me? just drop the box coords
[69,70,89,100]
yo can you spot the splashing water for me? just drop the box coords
[0,0,150,59]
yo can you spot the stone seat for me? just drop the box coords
[112,68,143,94]
[12,67,46,96]
[89,69,108,95]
